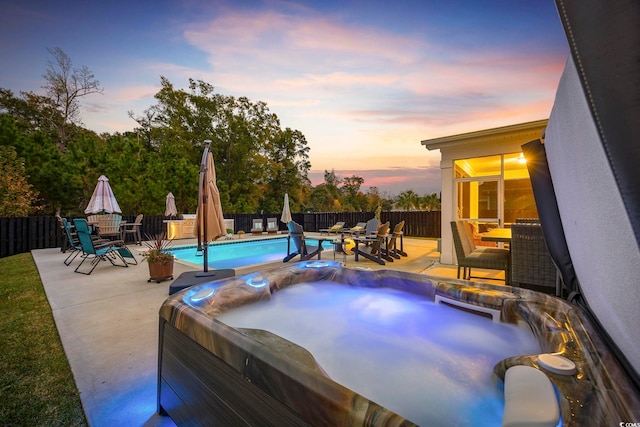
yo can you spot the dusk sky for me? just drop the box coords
[1,0,569,196]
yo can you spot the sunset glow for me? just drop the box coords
[0,0,569,195]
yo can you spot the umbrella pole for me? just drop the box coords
[203,193,209,272]
[196,140,217,278]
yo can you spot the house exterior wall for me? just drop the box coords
[422,120,548,265]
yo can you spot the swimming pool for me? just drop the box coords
[168,236,324,270]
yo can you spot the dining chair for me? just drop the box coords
[122,214,143,245]
[450,220,510,283]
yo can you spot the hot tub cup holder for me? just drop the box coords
[537,353,577,375]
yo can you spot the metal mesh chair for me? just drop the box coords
[72,218,134,274]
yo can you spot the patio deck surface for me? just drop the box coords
[31,235,507,426]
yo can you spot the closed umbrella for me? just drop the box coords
[84,175,121,214]
[194,141,225,275]
[165,192,177,217]
[281,193,292,224]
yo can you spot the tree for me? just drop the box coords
[136,77,311,213]
[395,190,420,211]
[42,47,103,147]
[420,193,441,211]
[323,169,341,189]
[127,107,160,149]
[307,184,332,212]
[259,127,311,213]
[0,146,41,216]
[341,175,364,198]
[341,175,366,211]
[311,170,341,211]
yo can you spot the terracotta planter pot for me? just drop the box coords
[148,258,174,283]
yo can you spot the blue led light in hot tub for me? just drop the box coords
[184,286,216,304]
[245,274,269,288]
[303,260,341,268]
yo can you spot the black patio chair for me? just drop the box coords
[283,221,323,262]
[450,220,510,283]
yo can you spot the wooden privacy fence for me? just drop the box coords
[0,211,440,259]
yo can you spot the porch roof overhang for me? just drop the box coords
[421,119,548,152]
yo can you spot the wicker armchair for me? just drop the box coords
[450,220,510,283]
[510,223,560,295]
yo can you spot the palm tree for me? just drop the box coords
[395,190,420,211]
[420,193,441,211]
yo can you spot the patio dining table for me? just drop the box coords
[480,228,512,243]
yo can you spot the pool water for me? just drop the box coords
[168,237,323,269]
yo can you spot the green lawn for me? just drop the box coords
[0,253,87,426]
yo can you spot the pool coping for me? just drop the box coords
[164,235,339,277]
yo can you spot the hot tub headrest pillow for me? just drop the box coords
[502,365,559,427]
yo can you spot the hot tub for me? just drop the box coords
[157,262,639,426]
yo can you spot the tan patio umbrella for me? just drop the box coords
[194,140,225,275]
[281,192,292,224]
[164,192,177,217]
[84,175,121,214]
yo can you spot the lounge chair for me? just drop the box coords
[359,218,379,247]
[387,221,407,258]
[353,221,391,265]
[56,214,70,253]
[73,219,136,274]
[266,218,278,234]
[60,217,82,266]
[450,220,510,283]
[283,221,323,262]
[345,222,367,236]
[251,219,264,234]
[122,214,143,245]
[363,218,379,238]
[319,221,346,235]
[59,216,110,265]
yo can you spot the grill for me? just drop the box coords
[165,214,197,240]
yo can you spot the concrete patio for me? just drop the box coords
[32,235,507,426]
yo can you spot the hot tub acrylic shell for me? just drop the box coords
[157,262,640,426]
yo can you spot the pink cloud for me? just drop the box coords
[308,167,441,196]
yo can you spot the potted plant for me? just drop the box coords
[237,230,245,239]
[143,233,174,283]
